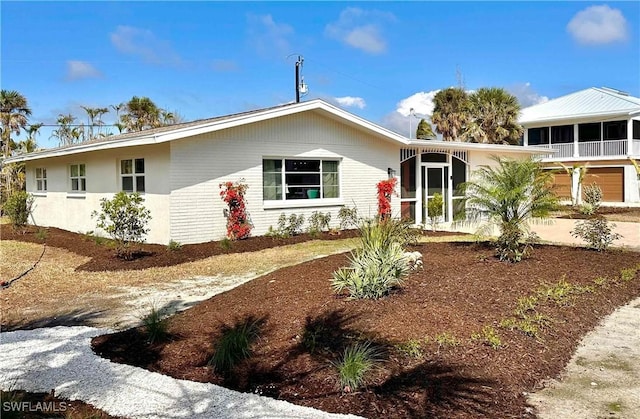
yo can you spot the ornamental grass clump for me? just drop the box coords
[334,341,384,392]
[141,305,168,344]
[209,317,263,375]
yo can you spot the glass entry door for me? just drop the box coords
[422,165,449,224]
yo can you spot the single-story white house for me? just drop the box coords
[520,87,640,203]
[4,100,548,244]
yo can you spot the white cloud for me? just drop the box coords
[507,82,549,108]
[334,96,366,109]
[325,8,395,54]
[246,14,294,57]
[381,90,440,137]
[212,59,239,72]
[110,25,182,65]
[567,5,628,45]
[65,61,102,81]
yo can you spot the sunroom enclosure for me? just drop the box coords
[400,148,468,226]
[524,119,640,160]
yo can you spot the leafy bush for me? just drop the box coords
[209,317,263,375]
[582,183,602,212]
[141,306,168,344]
[571,216,622,251]
[3,191,34,228]
[307,211,332,235]
[495,225,538,262]
[92,192,151,260]
[334,341,383,392]
[426,192,444,231]
[338,206,359,230]
[267,213,307,238]
[377,178,397,220]
[167,239,182,251]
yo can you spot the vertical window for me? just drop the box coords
[70,164,86,191]
[551,125,573,144]
[262,158,340,200]
[120,158,145,192]
[35,168,47,191]
[603,121,627,140]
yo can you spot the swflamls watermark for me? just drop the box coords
[2,400,68,412]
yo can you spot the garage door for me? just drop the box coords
[547,170,572,201]
[583,167,624,202]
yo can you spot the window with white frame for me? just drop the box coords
[70,164,86,191]
[35,168,47,191]
[263,158,340,200]
[120,158,145,192]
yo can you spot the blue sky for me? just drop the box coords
[2,1,639,149]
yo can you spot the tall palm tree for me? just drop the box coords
[81,106,109,140]
[50,113,80,146]
[462,156,558,262]
[1,90,32,157]
[121,96,162,132]
[463,87,523,145]
[431,87,470,142]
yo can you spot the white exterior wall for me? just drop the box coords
[169,112,399,244]
[24,143,171,244]
[466,149,539,169]
[624,164,640,203]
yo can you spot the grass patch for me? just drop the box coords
[334,340,384,392]
[141,305,168,344]
[209,317,264,375]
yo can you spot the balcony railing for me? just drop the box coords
[532,139,640,160]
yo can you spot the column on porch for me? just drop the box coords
[628,119,634,156]
[573,124,579,158]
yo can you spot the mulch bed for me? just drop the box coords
[0,224,369,272]
[91,241,640,418]
[554,205,640,220]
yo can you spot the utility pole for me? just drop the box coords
[295,56,303,103]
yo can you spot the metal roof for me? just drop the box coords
[519,87,640,125]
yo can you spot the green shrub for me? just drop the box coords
[620,267,637,282]
[395,339,423,358]
[571,216,622,251]
[167,239,182,251]
[435,332,460,348]
[209,317,263,375]
[35,227,48,241]
[308,211,332,235]
[582,183,603,212]
[338,206,359,230]
[141,306,168,344]
[3,191,34,227]
[426,192,444,231]
[471,326,502,349]
[334,341,383,392]
[219,237,233,250]
[92,192,151,260]
[268,213,306,238]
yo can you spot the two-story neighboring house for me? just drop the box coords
[520,87,640,204]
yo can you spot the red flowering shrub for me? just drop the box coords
[219,180,253,240]
[377,178,398,220]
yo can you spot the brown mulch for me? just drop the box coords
[91,241,640,418]
[0,224,367,272]
[554,205,640,220]
[0,389,122,418]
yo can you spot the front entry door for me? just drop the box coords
[422,165,448,224]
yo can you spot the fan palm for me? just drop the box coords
[463,88,523,145]
[431,87,470,142]
[121,96,162,132]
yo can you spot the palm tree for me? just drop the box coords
[462,156,558,262]
[416,118,435,140]
[463,88,523,145]
[121,96,162,132]
[51,113,81,146]
[81,106,109,140]
[1,90,32,157]
[17,122,43,154]
[431,87,470,142]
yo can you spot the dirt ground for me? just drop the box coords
[552,205,640,223]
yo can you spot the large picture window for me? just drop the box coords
[35,168,47,191]
[120,158,145,192]
[263,158,340,200]
[70,164,86,191]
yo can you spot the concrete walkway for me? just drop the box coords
[530,219,639,249]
